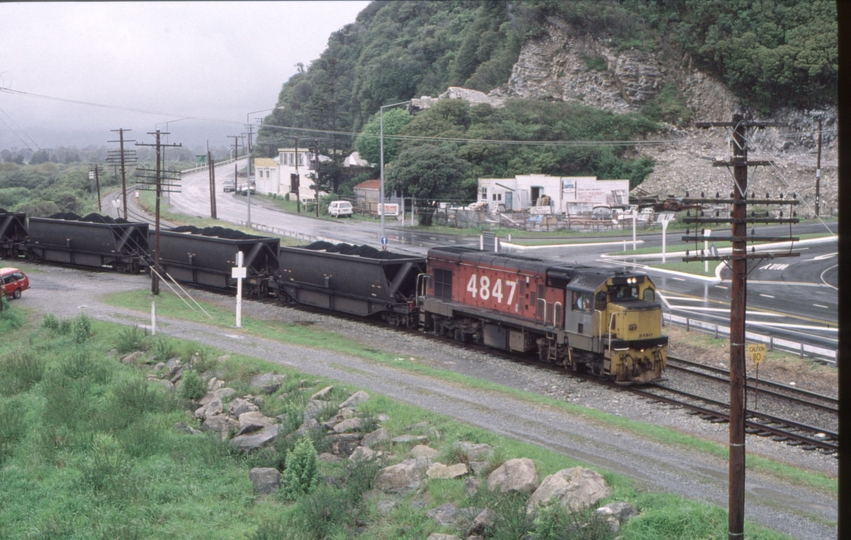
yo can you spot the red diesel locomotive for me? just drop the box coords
[419,246,667,384]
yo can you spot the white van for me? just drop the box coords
[328,200,353,218]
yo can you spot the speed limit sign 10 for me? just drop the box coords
[747,343,767,364]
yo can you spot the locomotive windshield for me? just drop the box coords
[609,285,638,301]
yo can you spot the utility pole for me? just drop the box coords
[107,128,136,219]
[228,134,241,194]
[294,138,300,213]
[88,165,103,212]
[136,130,181,295]
[814,112,824,217]
[207,141,217,219]
[683,113,799,540]
[245,123,254,227]
[313,138,320,217]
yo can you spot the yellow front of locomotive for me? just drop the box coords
[602,276,667,384]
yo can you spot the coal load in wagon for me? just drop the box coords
[154,227,280,289]
[303,241,411,260]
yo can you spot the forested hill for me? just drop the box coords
[255,0,837,205]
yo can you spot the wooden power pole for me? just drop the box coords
[136,130,181,295]
[683,113,799,540]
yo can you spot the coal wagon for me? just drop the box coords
[153,226,279,294]
[275,242,426,327]
[26,214,149,272]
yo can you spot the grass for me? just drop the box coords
[100,288,838,497]
[0,302,811,539]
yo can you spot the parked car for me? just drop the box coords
[0,267,29,299]
[328,200,353,218]
[223,179,235,192]
[236,183,255,195]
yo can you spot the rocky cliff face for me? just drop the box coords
[491,21,837,216]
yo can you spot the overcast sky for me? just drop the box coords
[0,1,371,153]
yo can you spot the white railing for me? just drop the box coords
[663,312,837,365]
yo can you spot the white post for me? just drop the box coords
[662,219,669,264]
[232,251,246,328]
[704,229,712,273]
[151,301,156,336]
[632,212,637,251]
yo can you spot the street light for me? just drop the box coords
[379,100,411,250]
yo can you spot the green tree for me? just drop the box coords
[281,437,320,501]
[354,108,412,167]
[386,144,472,201]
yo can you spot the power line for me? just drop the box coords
[0,106,40,150]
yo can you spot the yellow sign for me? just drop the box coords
[747,343,767,364]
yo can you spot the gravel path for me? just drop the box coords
[20,264,838,540]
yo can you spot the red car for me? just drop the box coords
[1,268,29,299]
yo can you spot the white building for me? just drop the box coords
[477,175,629,215]
[253,147,327,202]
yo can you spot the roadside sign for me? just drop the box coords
[381,236,388,246]
[747,343,766,364]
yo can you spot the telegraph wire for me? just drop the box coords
[0,106,40,150]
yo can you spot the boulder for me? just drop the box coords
[595,501,639,533]
[236,411,275,435]
[340,390,369,409]
[427,502,460,527]
[469,507,497,535]
[349,446,379,463]
[464,477,480,497]
[173,421,202,435]
[120,351,144,364]
[327,433,363,456]
[392,434,428,444]
[409,444,438,459]
[194,395,223,419]
[309,385,334,400]
[375,457,429,493]
[231,425,281,452]
[526,467,610,514]
[425,534,461,540]
[296,418,321,436]
[486,458,539,494]
[333,417,363,433]
[459,442,493,461]
[318,452,343,463]
[250,372,285,394]
[249,467,281,495]
[201,414,238,439]
[426,462,468,480]
[303,399,327,421]
[199,387,235,406]
[362,427,390,447]
[229,397,259,417]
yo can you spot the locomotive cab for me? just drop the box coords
[598,275,667,384]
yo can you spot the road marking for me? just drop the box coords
[812,252,837,261]
[670,277,686,281]
[715,285,728,289]
[758,263,789,271]
[759,294,774,299]
[813,304,829,309]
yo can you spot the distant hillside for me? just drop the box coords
[255,0,837,212]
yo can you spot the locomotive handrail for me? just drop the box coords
[415,273,430,307]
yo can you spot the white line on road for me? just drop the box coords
[813,304,830,309]
[715,285,728,289]
[760,294,775,299]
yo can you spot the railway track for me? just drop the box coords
[666,355,838,413]
[628,384,839,455]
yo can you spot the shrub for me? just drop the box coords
[0,397,25,464]
[73,313,93,343]
[179,369,207,402]
[0,349,46,395]
[117,325,147,354]
[41,312,59,330]
[58,351,111,384]
[152,336,174,362]
[280,437,320,501]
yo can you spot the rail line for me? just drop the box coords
[628,385,838,455]
[666,355,838,413]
